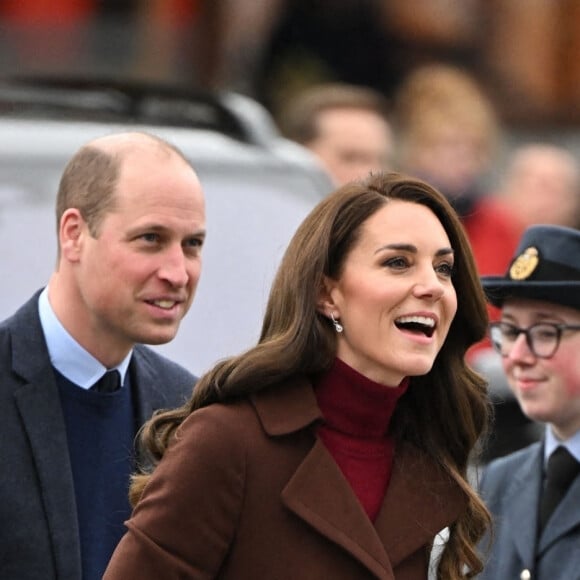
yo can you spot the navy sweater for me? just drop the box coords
[56,371,135,580]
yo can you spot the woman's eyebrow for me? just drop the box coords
[374,243,454,256]
[374,243,416,254]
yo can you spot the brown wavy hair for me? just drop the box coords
[131,171,492,578]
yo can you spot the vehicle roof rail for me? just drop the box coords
[0,76,276,147]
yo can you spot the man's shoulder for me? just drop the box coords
[0,293,45,363]
[132,344,196,383]
[0,292,41,330]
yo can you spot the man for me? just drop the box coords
[0,132,205,580]
[478,224,580,579]
[278,83,394,186]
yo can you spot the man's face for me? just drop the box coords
[62,146,206,363]
[307,107,393,186]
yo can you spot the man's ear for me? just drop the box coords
[59,208,85,262]
[316,275,338,317]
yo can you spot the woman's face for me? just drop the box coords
[322,199,458,385]
[500,298,580,440]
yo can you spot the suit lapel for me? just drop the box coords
[11,295,82,579]
[130,349,157,427]
[502,446,543,566]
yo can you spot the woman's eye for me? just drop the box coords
[501,325,519,340]
[535,328,558,340]
[383,256,409,269]
[435,262,454,277]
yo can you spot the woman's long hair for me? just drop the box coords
[131,172,492,578]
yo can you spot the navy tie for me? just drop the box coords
[91,370,121,393]
[538,446,580,532]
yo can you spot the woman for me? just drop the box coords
[478,224,580,579]
[104,172,491,579]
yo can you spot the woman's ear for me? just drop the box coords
[317,275,337,317]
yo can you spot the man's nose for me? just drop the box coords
[158,246,189,287]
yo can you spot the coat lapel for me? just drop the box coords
[375,444,466,567]
[282,439,395,579]
[502,446,543,566]
[538,472,580,553]
[11,296,82,579]
[254,377,467,579]
[254,378,394,578]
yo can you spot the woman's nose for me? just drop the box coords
[412,269,445,300]
[507,332,536,362]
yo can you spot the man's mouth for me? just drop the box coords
[149,299,179,310]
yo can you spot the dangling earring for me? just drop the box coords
[330,313,343,334]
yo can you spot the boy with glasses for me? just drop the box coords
[477,224,580,579]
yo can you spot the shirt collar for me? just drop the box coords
[544,424,580,466]
[38,287,132,389]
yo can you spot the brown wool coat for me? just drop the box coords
[104,377,466,579]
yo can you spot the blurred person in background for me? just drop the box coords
[478,224,580,579]
[498,143,580,235]
[392,63,523,464]
[475,143,580,462]
[0,132,203,580]
[104,172,492,580]
[277,83,394,186]
[393,63,520,284]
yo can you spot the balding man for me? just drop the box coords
[0,132,205,580]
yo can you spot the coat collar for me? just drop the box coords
[250,376,322,435]
[494,443,544,566]
[251,376,467,578]
[537,447,580,553]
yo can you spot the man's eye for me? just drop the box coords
[185,237,204,249]
[140,233,159,243]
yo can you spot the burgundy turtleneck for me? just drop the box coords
[313,357,409,521]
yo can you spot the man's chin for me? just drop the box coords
[138,327,180,346]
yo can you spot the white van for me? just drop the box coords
[0,79,333,375]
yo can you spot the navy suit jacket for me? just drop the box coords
[0,292,196,580]
[478,441,580,579]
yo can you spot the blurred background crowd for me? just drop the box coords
[2,0,580,125]
[3,0,580,177]
[2,0,580,461]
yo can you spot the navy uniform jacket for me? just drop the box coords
[478,441,580,579]
[0,292,196,580]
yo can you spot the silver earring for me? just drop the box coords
[330,313,343,333]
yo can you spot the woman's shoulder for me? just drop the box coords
[176,375,320,443]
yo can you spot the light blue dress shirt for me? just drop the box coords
[38,287,131,389]
[544,425,580,467]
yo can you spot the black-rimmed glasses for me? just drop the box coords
[489,321,580,359]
